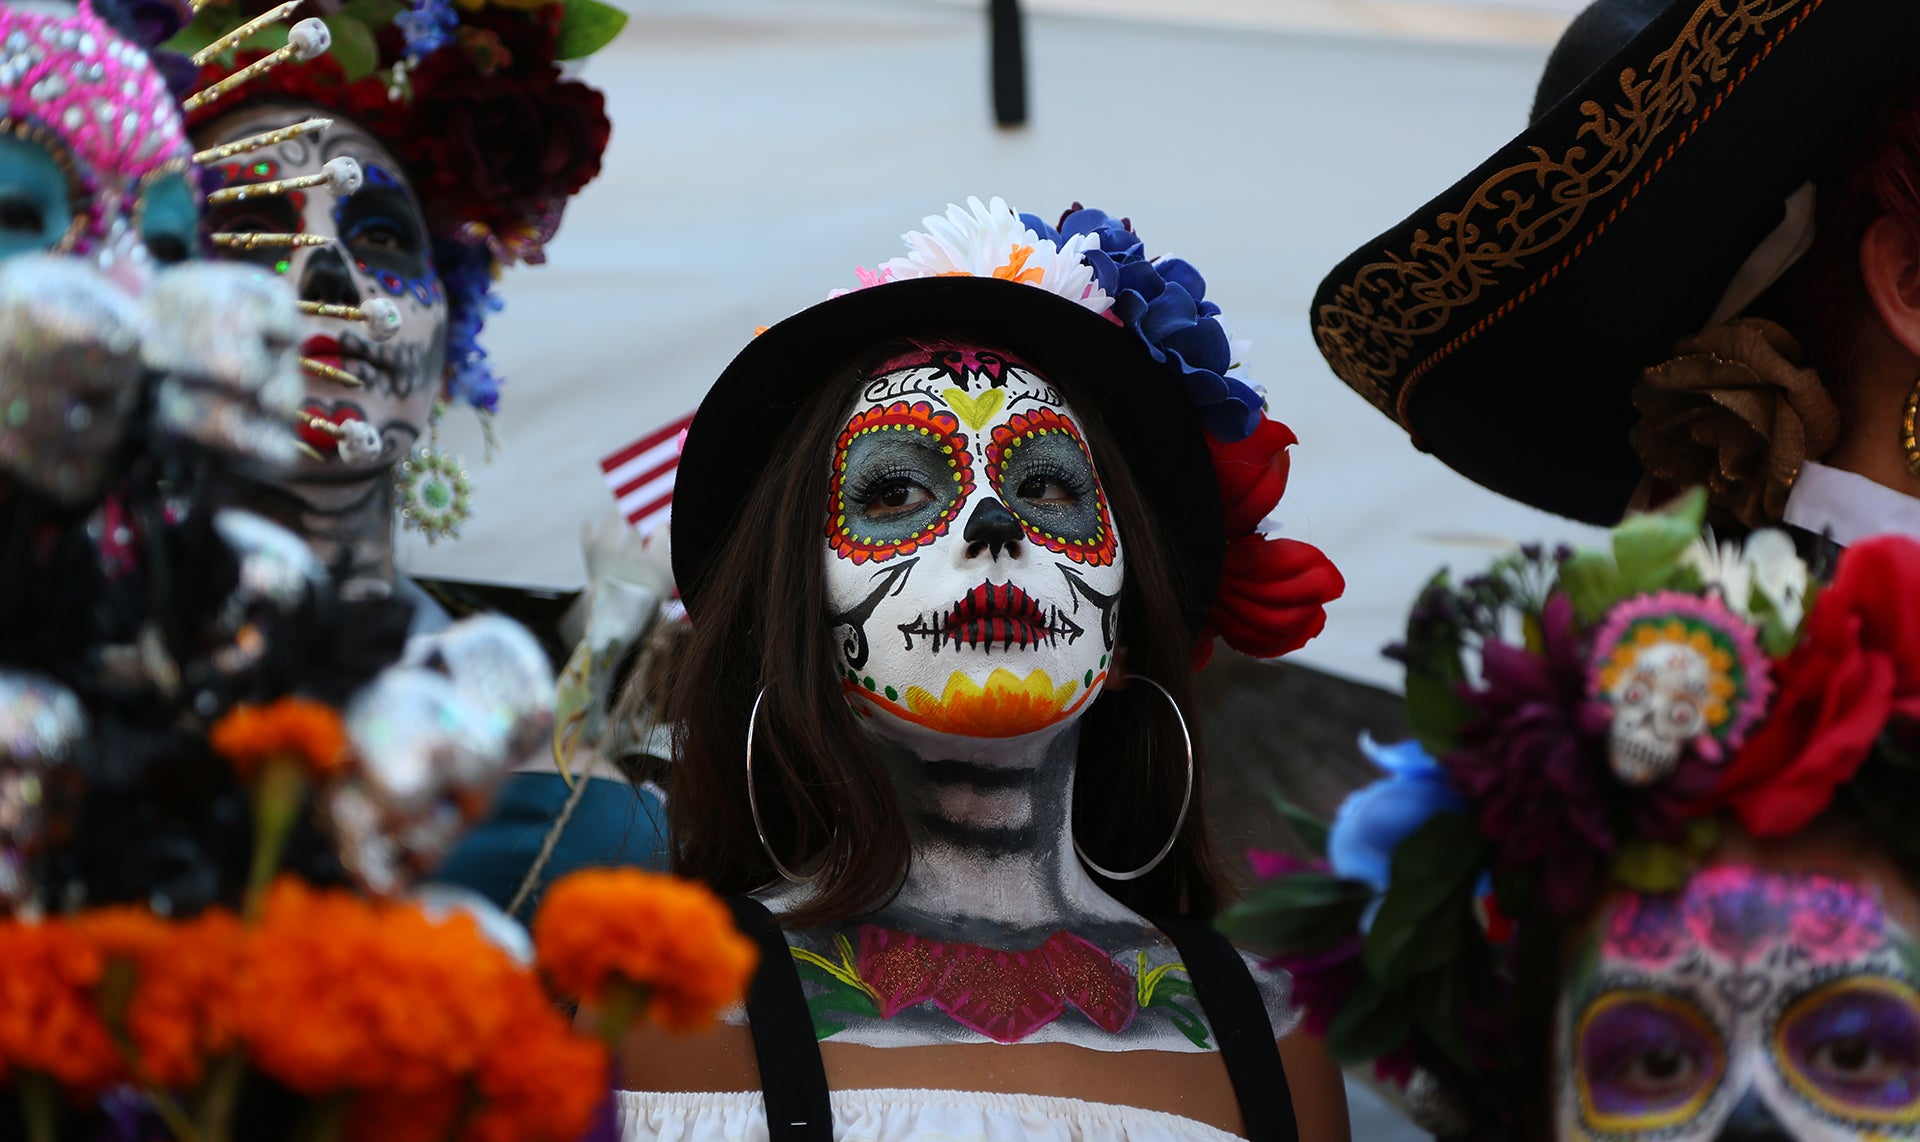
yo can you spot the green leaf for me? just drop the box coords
[1610,838,1694,893]
[162,7,237,58]
[1611,492,1705,597]
[1557,549,1624,625]
[1153,1001,1212,1049]
[1268,789,1331,857]
[556,0,628,59]
[1325,979,1413,1065]
[237,21,290,53]
[1405,670,1473,757]
[1409,969,1474,1073]
[1146,977,1197,1002]
[1362,812,1487,988]
[324,15,379,81]
[1216,874,1373,955]
[333,0,404,26]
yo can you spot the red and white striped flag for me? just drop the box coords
[599,411,694,537]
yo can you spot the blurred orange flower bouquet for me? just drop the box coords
[0,696,754,1142]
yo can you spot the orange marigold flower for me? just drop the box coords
[233,880,524,1098]
[209,697,347,780]
[461,978,609,1142]
[71,906,244,1089]
[0,919,120,1093]
[533,869,758,1032]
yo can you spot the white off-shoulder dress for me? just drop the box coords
[614,1089,1244,1142]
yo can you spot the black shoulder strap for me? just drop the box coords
[1152,913,1300,1142]
[726,896,834,1141]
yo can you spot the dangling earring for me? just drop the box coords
[1903,374,1920,479]
[395,399,474,544]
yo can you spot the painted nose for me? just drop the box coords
[963,497,1024,560]
[1713,1090,1792,1141]
[298,245,361,306]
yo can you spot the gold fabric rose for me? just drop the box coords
[1632,317,1841,529]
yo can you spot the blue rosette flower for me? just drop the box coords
[1329,735,1472,929]
[1022,206,1264,442]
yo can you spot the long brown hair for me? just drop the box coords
[667,341,1231,928]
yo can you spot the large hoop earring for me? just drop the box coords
[745,688,828,885]
[1072,676,1195,883]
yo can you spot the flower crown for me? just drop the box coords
[167,0,618,411]
[843,197,1345,664]
[1222,491,1920,1134]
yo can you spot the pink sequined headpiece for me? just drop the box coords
[0,0,193,254]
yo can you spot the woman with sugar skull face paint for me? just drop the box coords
[176,0,614,611]
[611,199,1350,1141]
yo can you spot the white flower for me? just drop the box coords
[1684,528,1809,629]
[876,196,1113,315]
[1743,528,1810,631]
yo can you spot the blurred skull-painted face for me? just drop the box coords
[0,2,197,289]
[822,343,1125,746]
[195,104,446,480]
[1557,837,1920,1141]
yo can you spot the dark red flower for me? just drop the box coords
[184,54,400,137]
[1208,416,1296,538]
[1202,534,1344,665]
[402,59,609,251]
[1714,535,1920,836]
[1442,595,1616,916]
[1263,933,1362,1040]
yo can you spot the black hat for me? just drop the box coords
[671,199,1346,662]
[1311,0,1920,525]
[671,275,1225,629]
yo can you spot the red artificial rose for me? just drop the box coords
[402,57,610,248]
[1209,416,1296,538]
[1202,533,1345,664]
[1714,535,1920,836]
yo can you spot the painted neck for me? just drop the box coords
[875,721,1135,940]
[234,471,399,600]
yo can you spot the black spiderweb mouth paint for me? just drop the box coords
[898,582,1084,653]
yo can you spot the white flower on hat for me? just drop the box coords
[1684,527,1809,630]
[865,196,1115,316]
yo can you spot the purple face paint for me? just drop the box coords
[1559,864,1920,1141]
[1577,992,1725,1124]
[1777,978,1920,1117]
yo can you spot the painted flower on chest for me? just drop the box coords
[791,925,1209,1047]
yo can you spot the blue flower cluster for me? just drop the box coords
[1021,206,1263,442]
[396,0,457,62]
[435,238,505,413]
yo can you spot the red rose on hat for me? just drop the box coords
[1714,535,1920,836]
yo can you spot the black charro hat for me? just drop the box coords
[672,199,1346,661]
[1310,0,1920,525]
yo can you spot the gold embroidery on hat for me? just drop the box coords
[1311,0,1822,429]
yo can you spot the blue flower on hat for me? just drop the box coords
[1329,735,1471,928]
[436,237,505,413]
[1022,206,1264,442]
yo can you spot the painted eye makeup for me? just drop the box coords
[983,408,1116,568]
[1775,976,1920,1125]
[138,171,197,266]
[0,135,75,257]
[827,400,975,565]
[1575,990,1725,1133]
[339,186,426,276]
